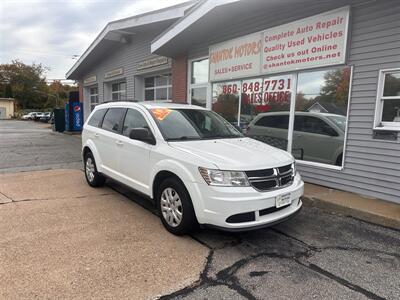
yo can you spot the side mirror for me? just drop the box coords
[129,128,156,145]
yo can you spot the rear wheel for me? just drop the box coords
[156,177,197,235]
[84,152,105,187]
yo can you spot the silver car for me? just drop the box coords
[246,112,346,166]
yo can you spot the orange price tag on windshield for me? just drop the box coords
[151,108,172,121]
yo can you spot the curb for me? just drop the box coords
[63,131,82,136]
[302,196,400,230]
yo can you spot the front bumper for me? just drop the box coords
[187,173,304,230]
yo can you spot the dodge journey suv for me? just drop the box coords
[82,102,304,235]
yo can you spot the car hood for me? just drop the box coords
[169,137,293,170]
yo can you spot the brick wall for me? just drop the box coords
[171,55,187,103]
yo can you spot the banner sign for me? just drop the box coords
[262,7,349,74]
[209,32,262,81]
[83,75,96,85]
[105,67,124,79]
[137,56,169,70]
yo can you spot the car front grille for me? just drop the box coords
[245,164,294,192]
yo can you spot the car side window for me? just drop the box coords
[255,115,289,129]
[122,109,150,136]
[87,109,107,128]
[295,116,337,136]
[101,108,126,133]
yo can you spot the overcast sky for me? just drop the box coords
[0,0,187,82]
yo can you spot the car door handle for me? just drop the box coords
[116,140,123,146]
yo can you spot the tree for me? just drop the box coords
[46,80,76,108]
[0,60,49,109]
[320,67,350,107]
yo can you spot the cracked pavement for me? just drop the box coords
[1,120,399,299]
[110,181,400,300]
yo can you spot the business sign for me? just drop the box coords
[262,75,293,104]
[105,67,124,79]
[209,32,262,81]
[83,75,96,85]
[241,78,263,105]
[262,6,349,74]
[240,75,293,108]
[137,56,169,70]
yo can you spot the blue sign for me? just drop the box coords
[72,102,83,131]
[65,101,83,131]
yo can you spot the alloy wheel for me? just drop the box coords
[160,187,183,227]
[85,157,95,182]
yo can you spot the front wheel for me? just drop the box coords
[157,177,197,235]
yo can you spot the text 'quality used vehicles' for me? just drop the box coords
[82,102,304,235]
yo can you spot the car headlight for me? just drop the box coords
[198,167,250,187]
[292,162,297,175]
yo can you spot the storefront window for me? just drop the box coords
[293,66,350,166]
[242,75,293,150]
[191,87,207,107]
[212,81,240,125]
[189,58,209,107]
[216,66,351,166]
[89,86,99,111]
[375,69,400,128]
[111,82,126,101]
[144,74,172,101]
[191,59,208,84]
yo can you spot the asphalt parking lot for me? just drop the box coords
[0,120,82,173]
[1,120,399,299]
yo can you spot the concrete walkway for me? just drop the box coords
[304,183,400,230]
[0,169,209,300]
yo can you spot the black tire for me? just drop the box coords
[84,152,106,187]
[156,177,197,235]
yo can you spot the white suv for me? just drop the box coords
[82,102,304,235]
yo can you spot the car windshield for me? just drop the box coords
[327,115,346,132]
[150,108,243,141]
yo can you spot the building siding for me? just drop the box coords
[186,0,400,203]
[80,27,173,120]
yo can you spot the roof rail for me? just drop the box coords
[100,99,141,104]
[99,99,174,104]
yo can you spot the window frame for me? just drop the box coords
[188,56,210,108]
[374,68,400,131]
[111,82,127,101]
[144,73,172,101]
[89,86,99,111]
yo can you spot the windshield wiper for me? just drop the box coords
[205,134,243,139]
[166,136,200,141]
